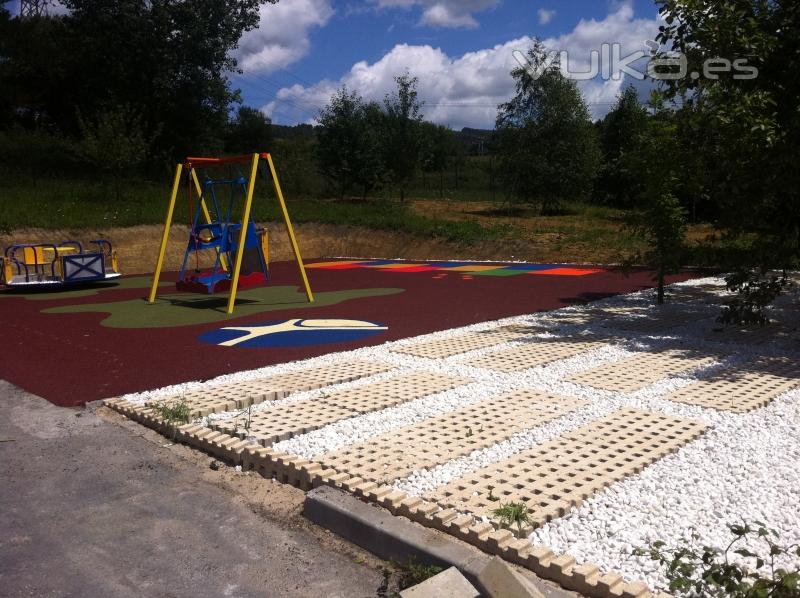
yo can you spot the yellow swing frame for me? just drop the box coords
[148,152,314,314]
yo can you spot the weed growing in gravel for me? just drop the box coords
[396,556,444,590]
[149,399,191,441]
[493,502,533,539]
[636,521,800,597]
[232,405,254,436]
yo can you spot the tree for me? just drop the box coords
[495,40,600,214]
[316,87,384,198]
[0,8,70,129]
[225,106,273,154]
[1,1,276,160]
[621,100,687,304]
[596,86,649,207]
[419,122,454,198]
[382,73,424,201]
[655,0,800,270]
[77,103,154,200]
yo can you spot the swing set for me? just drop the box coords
[148,152,314,314]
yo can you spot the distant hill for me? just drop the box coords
[272,123,318,139]
[454,128,493,155]
[270,123,494,154]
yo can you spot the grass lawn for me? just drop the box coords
[0,173,721,265]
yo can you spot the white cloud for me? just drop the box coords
[538,8,556,25]
[262,2,661,127]
[373,0,500,29]
[235,0,334,74]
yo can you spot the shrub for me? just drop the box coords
[636,522,800,597]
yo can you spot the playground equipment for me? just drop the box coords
[1,239,121,289]
[148,152,314,314]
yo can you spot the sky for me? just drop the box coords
[4,0,664,128]
[232,0,665,128]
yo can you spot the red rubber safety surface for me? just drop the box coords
[0,259,700,406]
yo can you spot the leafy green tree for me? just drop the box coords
[271,136,321,198]
[1,0,276,161]
[382,73,424,202]
[77,103,154,199]
[596,86,649,208]
[622,100,687,304]
[419,122,454,198]
[0,8,70,129]
[655,0,800,270]
[495,40,600,214]
[316,87,384,198]
[225,106,273,154]
[358,101,388,197]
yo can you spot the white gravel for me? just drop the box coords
[529,389,800,590]
[117,274,800,589]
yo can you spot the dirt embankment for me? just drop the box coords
[1,222,563,275]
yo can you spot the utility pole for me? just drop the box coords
[20,0,51,19]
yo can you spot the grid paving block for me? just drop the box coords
[215,400,356,444]
[262,361,395,392]
[392,325,542,359]
[152,361,394,418]
[662,285,729,303]
[542,311,597,326]
[701,322,799,346]
[665,356,800,412]
[600,309,712,333]
[213,371,470,446]
[465,338,605,372]
[426,407,706,527]
[316,389,587,484]
[317,371,470,414]
[567,349,719,393]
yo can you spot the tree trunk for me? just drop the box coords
[440,170,444,199]
[489,156,495,203]
[657,267,665,304]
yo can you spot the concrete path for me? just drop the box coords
[0,381,389,598]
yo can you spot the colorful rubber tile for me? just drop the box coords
[440,265,504,272]
[468,268,526,277]
[528,267,605,276]
[305,261,366,270]
[504,264,561,271]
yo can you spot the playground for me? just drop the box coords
[3,153,799,597]
[0,257,683,406]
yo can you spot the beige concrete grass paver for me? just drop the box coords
[426,407,707,527]
[567,349,718,393]
[665,356,800,412]
[213,371,470,445]
[151,361,395,418]
[701,322,800,347]
[316,389,587,485]
[600,309,711,333]
[392,325,542,360]
[465,338,605,373]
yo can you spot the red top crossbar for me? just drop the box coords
[184,153,271,168]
